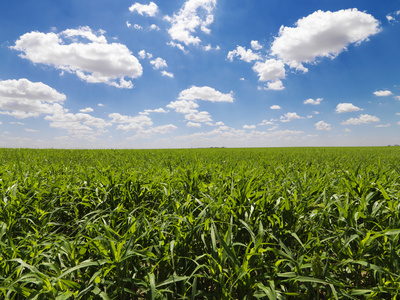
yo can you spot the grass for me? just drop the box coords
[0,147,400,299]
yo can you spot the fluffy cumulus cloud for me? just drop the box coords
[165,0,217,46]
[280,112,303,122]
[252,59,286,90]
[227,46,262,63]
[150,57,168,70]
[167,100,199,114]
[315,120,331,130]
[266,81,285,91]
[374,90,393,96]
[251,40,263,50]
[184,111,212,123]
[132,124,177,139]
[340,114,380,125]
[79,107,94,113]
[12,26,143,89]
[0,78,65,119]
[335,103,363,113]
[138,50,153,60]
[243,124,256,129]
[270,9,381,72]
[129,2,159,17]
[149,24,160,31]
[45,112,112,138]
[178,86,234,102]
[304,98,323,105]
[109,113,153,131]
[168,86,233,126]
[187,121,202,128]
[270,105,281,110]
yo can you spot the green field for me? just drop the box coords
[1,147,400,299]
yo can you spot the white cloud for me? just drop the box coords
[150,57,167,70]
[315,120,331,130]
[168,87,233,126]
[398,121,400,126]
[396,96,400,101]
[340,114,380,125]
[109,112,153,131]
[0,78,66,119]
[375,123,391,128]
[243,124,256,129]
[140,108,169,115]
[227,46,262,63]
[266,80,285,91]
[270,105,281,110]
[280,112,303,122]
[258,118,276,126]
[268,126,278,131]
[165,0,217,46]
[167,41,188,54]
[24,128,38,132]
[129,2,159,17]
[10,122,24,125]
[178,86,234,102]
[251,40,263,50]
[134,24,143,30]
[161,71,174,78]
[387,10,400,24]
[304,98,323,105]
[203,44,220,51]
[138,50,153,60]
[132,124,177,139]
[126,21,132,28]
[61,27,107,43]
[344,128,352,132]
[270,9,381,72]
[204,44,212,51]
[138,50,146,59]
[252,59,286,86]
[396,113,400,116]
[45,111,112,138]
[187,121,201,127]
[374,90,393,96]
[12,27,143,89]
[335,103,363,113]
[167,100,199,114]
[149,24,160,31]
[184,111,212,123]
[175,127,304,146]
[79,107,94,113]
[98,103,104,107]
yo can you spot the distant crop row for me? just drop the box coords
[1,147,400,299]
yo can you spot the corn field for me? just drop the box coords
[1,147,400,299]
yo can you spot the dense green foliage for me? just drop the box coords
[1,147,400,299]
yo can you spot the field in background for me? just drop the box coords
[1,147,400,299]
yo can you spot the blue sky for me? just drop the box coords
[0,0,399,148]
